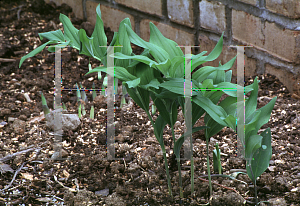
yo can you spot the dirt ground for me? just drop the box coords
[0,0,299,205]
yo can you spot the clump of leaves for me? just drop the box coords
[19,4,277,203]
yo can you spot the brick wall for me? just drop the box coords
[45,0,300,96]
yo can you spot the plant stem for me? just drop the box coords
[163,150,173,197]
[206,131,212,197]
[191,155,194,195]
[177,158,183,198]
[172,126,183,198]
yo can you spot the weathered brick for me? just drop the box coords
[232,10,264,48]
[238,0,256,6]
[265,64,298,95]
[199,0,226,34]
[266,0,300,18]
[140,19,194,47]
[45,0,84,19]
[264,22,300,64]
[167,0,194,27]
[86,1,135,32]
[64,0,84,19]
[115,0,162,16]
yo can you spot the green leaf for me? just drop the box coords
[192,56,236,83]
[19,40,57,68]
[117,18,133,68]
[245,77,259,119]
[59,13,80,49]
[246,128,272,182]
[149,22,183,58]
[225,70,232,82]
[169,56,185,78]
[113,52,170,76]
[39,30,65,42]
[41,92,50,115]
[247,97,277,137]
[78,29,98,59]
[150,92,173,125]
[193,94,227,126]
[85,66,138,82]
[47,41,70,52]
[153,114,167,147]
[125,78,140,88]
[191,33,226,70]
[124,24,170,63]
[245,134,262,160]
[159,78,198,96]
[92,4,107,58]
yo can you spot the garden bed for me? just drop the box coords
[0,0,299,205]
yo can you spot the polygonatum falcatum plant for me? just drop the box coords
[19,4,277,202]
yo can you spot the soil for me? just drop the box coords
[0,0,299,205]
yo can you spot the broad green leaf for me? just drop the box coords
[117,18,133,68]
[245,134,262,160]
[212,70,225,84]
[247,128,272,182]
[193,56,236,83]
[39,30,65,42]
[19,40,57,68]
[78,29,102,61]
[169,56,185,78]
[154,114,167,147]
[113,52,170,76]
[59,14,80,49]
[85,66,138,82]
[149,22,183,58]
[192,102,205,126]
[159,78,198,96]
[92,4,107,58]
[150,92,173,125]
[126,87,149,112]
[47,41,70,52]
[124,24,170,63]
[125,78,140,88]
[245,77,258,119]
[247,97,277,137]
[193,94,228,126]
[191,33,226,70]
[140,79,161,90]
[225,70,232,82]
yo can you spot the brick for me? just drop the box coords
[264,22,300,64]
[265,64,299,95]
[232,10,300,64]
[238,0,256,6]
[232,10,264,48]
[45,0,84,19]
[115,0,162,16]
[167,0,194,27]
[63,0,84,19]
[86,1,135,32]
[199,0,226,34]
[140,19,194,47]
[266,0,300,18]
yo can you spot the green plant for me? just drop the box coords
[40,91,50,115]
[213,143,222,175]
[19,4,276,202]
